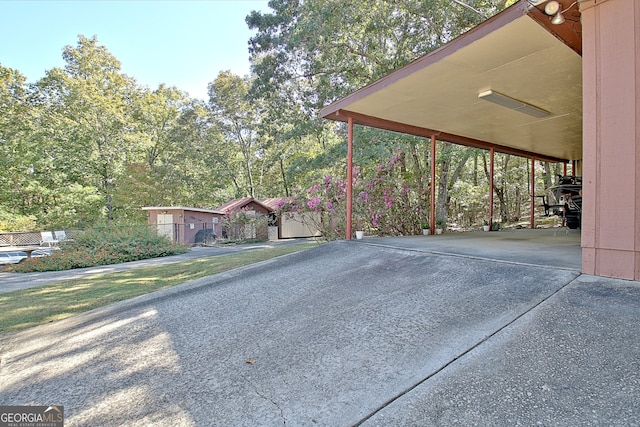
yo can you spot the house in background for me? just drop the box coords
[261,198,322,239]
[216,197,273,217]
[216,197,274,241]
[142,207,225,245]
[216,197,322,239]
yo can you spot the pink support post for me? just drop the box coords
[581,0,640,280]
[489,148,495,230]
[530,156,535,229]
[430,135,436,235]
[346,118,353,240]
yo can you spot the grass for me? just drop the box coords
[0,242,319,334]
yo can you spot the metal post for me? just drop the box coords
[489,147,495,230]
[530,156,536,229]
[430,134,437,235]
[346,117,353,240]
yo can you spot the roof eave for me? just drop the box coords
[320,1,532,120]
[330,109,567,163]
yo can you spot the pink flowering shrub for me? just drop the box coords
[275,174,350,241]
[357,148,427,236]
[280,148,429,240]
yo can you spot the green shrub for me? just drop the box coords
[7,225,189,272]
[0,209,37,232]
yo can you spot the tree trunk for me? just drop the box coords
[514,186,521,222]
[436,145,451,224]
[473,151,478,186]
[543,161,553,190]
[280,158,290,197]
[437,144,473,225]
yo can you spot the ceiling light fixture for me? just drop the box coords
[478,90,551,118]
[551,11,566,24]
[544,0,560,14]
[529,0,578,25]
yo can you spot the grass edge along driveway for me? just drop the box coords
[0,242,319,334]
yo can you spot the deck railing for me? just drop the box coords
[0,230,79,247]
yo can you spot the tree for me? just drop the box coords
[133,84,191,168]
[0,65,29,206]
[435,143,473,225]
[0,64,40,229]
[207,71,261,198]
[36,35,139,221]
[247,0,495,103]
[112,84,197,219]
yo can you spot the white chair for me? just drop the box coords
[54,230,67,241]
[40,231,59,247]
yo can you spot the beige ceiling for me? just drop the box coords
[321,3,583,162]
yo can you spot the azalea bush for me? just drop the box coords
[303,174,350,241]
[279,148,430,240]
[7,224,189,272]
[359,148,427,236]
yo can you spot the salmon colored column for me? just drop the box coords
[346,117,353,240]
[530,156,535,229]
[430,134,436,235]
[489,148,494,230]
[581,0,640,280]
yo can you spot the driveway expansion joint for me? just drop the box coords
[352,272,582,426]
[356,239,581,273]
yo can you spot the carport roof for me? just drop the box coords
[320,0,583,163]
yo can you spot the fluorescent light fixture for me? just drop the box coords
[478,90,551,118]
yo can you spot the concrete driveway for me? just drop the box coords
[0,231,639,426]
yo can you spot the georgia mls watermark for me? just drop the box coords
[0,406,63,427]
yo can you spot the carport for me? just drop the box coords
[321,0,640,280]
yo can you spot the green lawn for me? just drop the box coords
[0,242,319,334]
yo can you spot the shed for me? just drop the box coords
[261,198,322,239]
[142,206,225,245]
[215,197,275,241]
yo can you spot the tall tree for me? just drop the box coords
[207,71,261,198]
[133,84,191,168]
[36,35,138,221]
[112,84,194,218]
[0,64,38,226]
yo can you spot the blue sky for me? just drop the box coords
[0,0,271,100]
